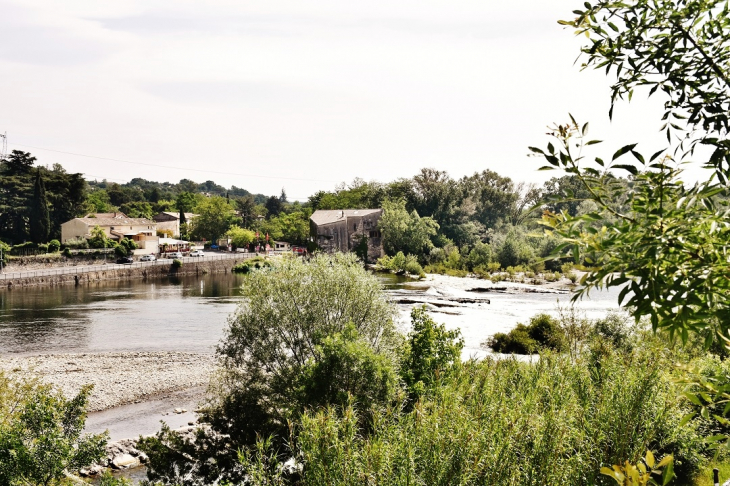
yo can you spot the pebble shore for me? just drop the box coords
[0,351,215,412]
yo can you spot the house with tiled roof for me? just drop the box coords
[153,212,197,238]
[60,215,159,255]
[310,209,383,261]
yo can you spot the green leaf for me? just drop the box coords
[612,143,638,161]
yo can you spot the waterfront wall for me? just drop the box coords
[1,256,250,289]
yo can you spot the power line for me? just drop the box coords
[8,142,338,183]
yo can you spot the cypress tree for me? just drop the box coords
[29,169,50,244]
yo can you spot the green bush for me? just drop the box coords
[466,242,493,270]
[0,372,107,485]
[47,239,60,252]
[239,347,702,485]
[63,237,89,250]
[232,257,271,273]
[297,324,399,417]
[400,306,463,401]
[377,251,425,278]
[172,258,182,269]
[487,313,566,354]
[62,247,72,258]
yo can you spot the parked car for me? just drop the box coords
[190,250,205,257]
[140,254,156,262]
[168,252,183,259]
[116,256,134,264]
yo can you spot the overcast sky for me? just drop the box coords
[1,0,689,200]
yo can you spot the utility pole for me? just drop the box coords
[0,132,7,158]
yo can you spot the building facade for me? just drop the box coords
[310,209,383,261]
[60,215,159,255]
[152,212,196,238]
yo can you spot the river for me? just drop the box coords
[0,272,622,357]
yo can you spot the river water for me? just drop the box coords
[0,272,623,357]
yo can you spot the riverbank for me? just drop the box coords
[0,254,253,290]
[0,351,215,411]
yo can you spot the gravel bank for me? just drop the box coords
[0,352,215,412]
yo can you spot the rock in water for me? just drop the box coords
[111,453,138,469]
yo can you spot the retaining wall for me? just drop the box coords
[1,258,247,289]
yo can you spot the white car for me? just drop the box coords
[169,251,183,259]
[140,254,156,262]
[190,250,205,257]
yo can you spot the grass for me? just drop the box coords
[691,459,730,486]
[241,345,703,485]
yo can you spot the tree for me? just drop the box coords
[175,192,197,214]
[531,1,730,339]
[140,253,399,484]
[562,0,730,181]
[264,195,283,218]
[119,201,153,219]
[190,196,235,242]
[225,225,255,248]
[88,225,110,249]
[379,198,439,258]
[0,372,107,486]
[29,169,50,244]
[400,306,463,401]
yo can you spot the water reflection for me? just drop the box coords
[0,274,247,355]
[0,272,622,358]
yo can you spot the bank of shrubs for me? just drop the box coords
[135,255,715,485]
[376,251,425,278]
[231,256,272,273]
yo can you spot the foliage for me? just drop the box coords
[601,451,674,486]
[376,251,425,278]
[379,198,439,257]
[120,201,153,219]
[563,0,730,181]
[0,151,86,243]
[231,256,271,273]
[225,225,256,248]
[0,372,107,486]
[172,258,182,269]
[29,169,50,244]
[190,196,235,243]
[47,239,60,252]
[87,225,110,249]
[296,323,399,417]
[141,253,399,484]
[239,346,701,485]
[487,313,566,354]
[400,306,463,400]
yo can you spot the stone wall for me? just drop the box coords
[1,258,246,290]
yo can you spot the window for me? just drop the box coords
[369,230,381,238]
[354,223,358,231]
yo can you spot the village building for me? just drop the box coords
[60,215,159,255]
[152,212,197,238]
[309,209,384,261]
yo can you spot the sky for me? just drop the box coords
[0,0,693,200]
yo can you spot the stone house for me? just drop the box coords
[152,212,197,237]
[310,209,384,261]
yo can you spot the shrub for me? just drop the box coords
[141,253,400,485]
[239,347,702,485]
[400,306,464,401]
[0,372,107,485]
[377,251,425,278]
[47,239,60,252]
[37,243,49,253]
[486,313,565,354]
[63,237,89,250]
[62,247,72,258]
[232,257,270,273]
[172,258,182,269]
[297,324,399,417]
[466,242,493,270]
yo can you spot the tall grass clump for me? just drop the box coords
[240,346,701,485]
